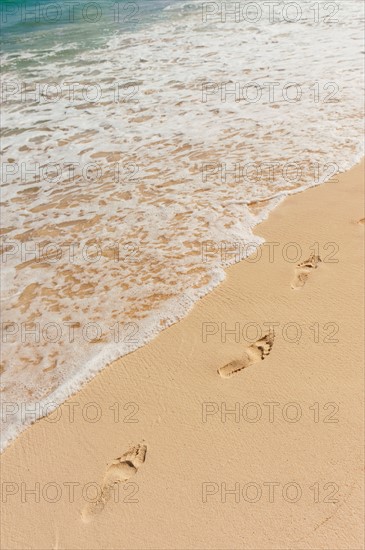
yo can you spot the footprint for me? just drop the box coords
[291,253,321,289]
[82,443,147,523]
[218,331,275,378]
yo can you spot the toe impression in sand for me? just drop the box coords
[82,443,147,523]
[218,331,275,378]
[291,253,321,290]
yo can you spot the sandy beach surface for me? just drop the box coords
[1,160,364,550]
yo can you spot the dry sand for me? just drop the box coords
[1,161,364,550]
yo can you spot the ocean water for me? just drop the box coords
[1,0,364,450]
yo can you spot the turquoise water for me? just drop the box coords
[1,0,179,68]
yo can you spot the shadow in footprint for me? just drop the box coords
[218,331,275,378]
[82,443,147,523]
[291,253,321,290]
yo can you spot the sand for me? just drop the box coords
[1,161,364,550]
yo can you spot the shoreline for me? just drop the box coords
[2,155,364,454]
[1,160,364,549]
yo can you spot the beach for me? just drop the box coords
[1,160,364,550]
[1,0,364,547]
